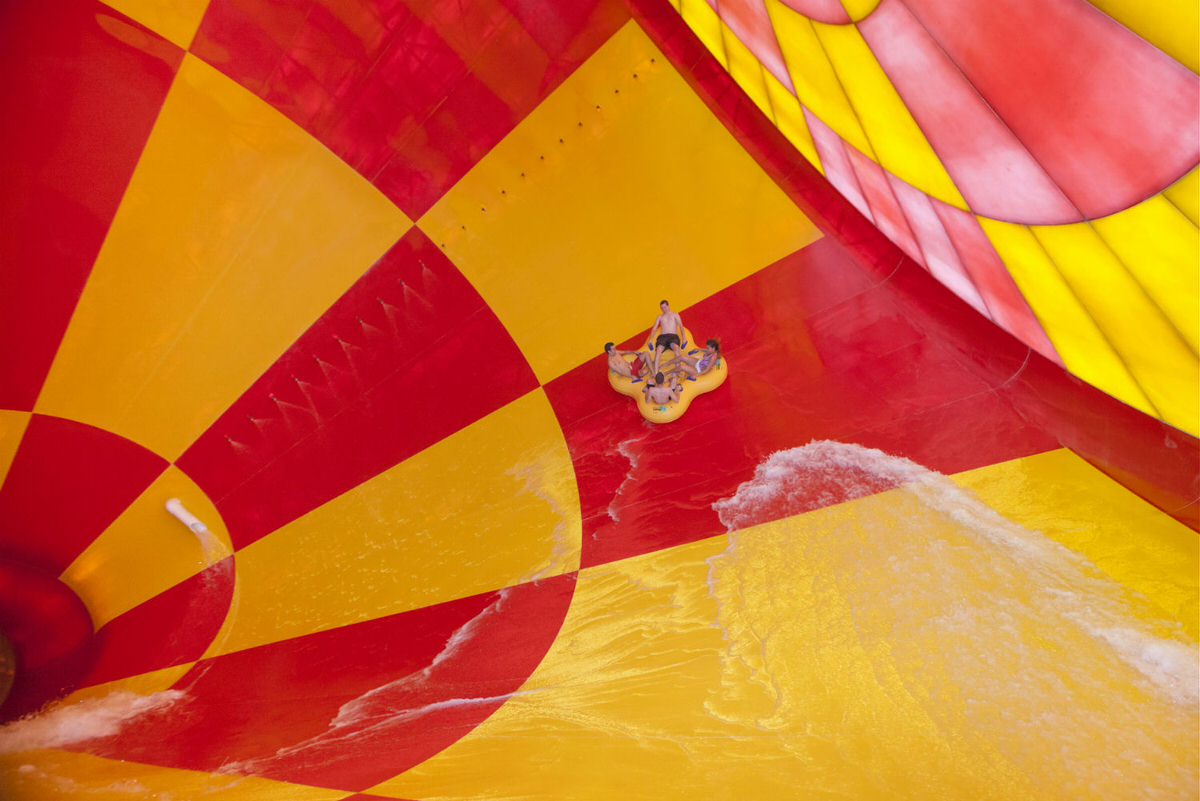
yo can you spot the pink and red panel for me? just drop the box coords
[842,146,921,264]
[902,0,1200,219]
[711,0,795,92]
[931,199,1061,365]
[859,0,1080,224]
[804,109,873,222]
[884,173,990,318]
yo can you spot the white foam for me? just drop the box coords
[0,690,185,754]
[706,441,1198,796]
[1086,626,1200,706]
[713,440,923,531]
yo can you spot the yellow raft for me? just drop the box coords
[608,328,728,423]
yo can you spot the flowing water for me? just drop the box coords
[1,441,1195,801]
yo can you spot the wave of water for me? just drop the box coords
[706,440,1198,799]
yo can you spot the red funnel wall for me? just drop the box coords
[0,1,1195,799]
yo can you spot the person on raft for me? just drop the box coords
[665,338,721,379]
[642,371,681,405]
[605,342,654,380]
[648,299,685,374]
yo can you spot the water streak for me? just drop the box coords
[0,690,186,754]
[378,299,404,338]
[606,430,653,524]
[217,589,518,776]
[402,282,436,315]
[270,394,317,427]
[507,446,578,584]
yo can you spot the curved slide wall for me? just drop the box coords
[0,1,1196,799]
[676,0,1200,437]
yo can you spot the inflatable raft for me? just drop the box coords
[608,328,728,423]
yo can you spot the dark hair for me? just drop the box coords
[660,299,669,307]
[655,372,665,385]
[604,342,614,353]
[706,338,720,351]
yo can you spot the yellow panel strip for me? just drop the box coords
[36,55,411,460]
[1032,221,1198,434]
[99,0,212,50]
[811,18,966,209]
[678,0,729,69]
[720,20,775,123]
[979,216,1160,418]
[680,0,822,172]
[766,0,874,158]
[1091,194,1199,354]
[203,390,581,658]
[61,466,233,629]
[419,21,819,383]
[1086,0,1199,74]
[765,74,822,172]
[1163,166,1199,227]
[0,410,31,489]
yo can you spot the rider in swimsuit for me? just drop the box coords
[649,299,685,374]
[667,338,720,378]
[605,342,653,379]
[642,371,680,405]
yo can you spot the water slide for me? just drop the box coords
[0,1,1197,798]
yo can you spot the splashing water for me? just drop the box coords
[711,439,916,530]
[0,690,186,754]
[705,440,1198,800]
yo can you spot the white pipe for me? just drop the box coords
[165,498,208,534]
